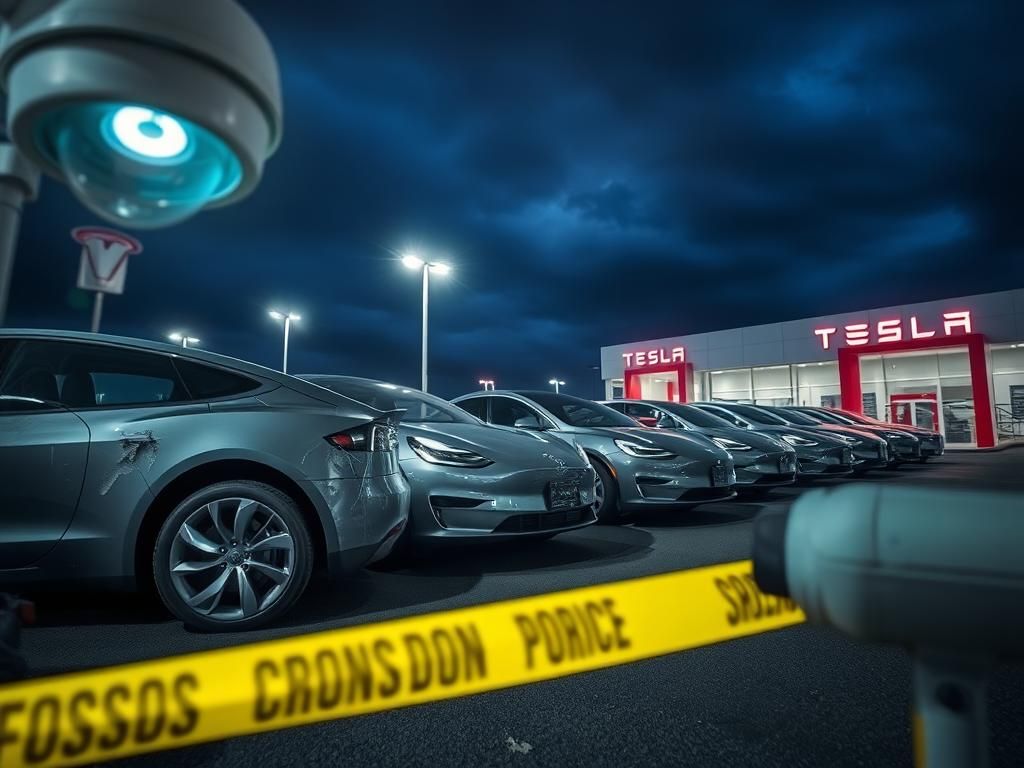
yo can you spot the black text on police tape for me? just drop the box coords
[0,674,199,766]
[254,622,486,720]
[514,597,631,669]
[715,573,798,626]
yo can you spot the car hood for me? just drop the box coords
[802,424,885,444]
[749,425,850,446]
[576,425,731,461]
[398,421,589,469]
[689,426,791,453]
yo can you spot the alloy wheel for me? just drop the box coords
[168,497,296,622]
[593,474,605,513]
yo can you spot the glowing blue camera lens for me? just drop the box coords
[35,102,243,228]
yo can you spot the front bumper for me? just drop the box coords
[405,464,598,540]
[852,442,889,470]
[796,446,855,477]
[919,435,945,456]
[733,450,797,487]
[616,456,737,510]
[888,437,922,461]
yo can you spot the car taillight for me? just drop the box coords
[325,419,398,452]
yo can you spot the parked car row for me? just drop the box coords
[0,330,944,632]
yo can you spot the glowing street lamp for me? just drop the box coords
[549,378,566,394]
[168,332,200,348]
[268,309,301,373]
[402,253,451,393]
[479,379,495,391]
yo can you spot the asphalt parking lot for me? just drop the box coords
[19,449,1024,767]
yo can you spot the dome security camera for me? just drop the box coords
[0,0,283,229]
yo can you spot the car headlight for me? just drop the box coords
[408,436,493,468]
[886,432,917,441]
[614,439,677,459]
[711,437,752,452]
[573,440,591,465]
[781,434,819,447]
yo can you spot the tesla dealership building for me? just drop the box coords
[599,289,1024,449]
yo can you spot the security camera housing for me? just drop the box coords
[0,0,283,209]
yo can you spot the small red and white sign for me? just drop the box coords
[73,226,143,296]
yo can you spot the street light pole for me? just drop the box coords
[168,332,200,349]
[269,310,300,373]
[421,263,429,393]
[549,378,566,394]
[402,253,451,393]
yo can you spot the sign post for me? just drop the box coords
[71,227,143,333]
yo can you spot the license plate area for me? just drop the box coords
[710,465,729,486]
[547,480,581,511]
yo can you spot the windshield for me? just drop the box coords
[777,408,822,427]
[660,402,735,429]
[522,391,639,428]
[303,377,478,424]
[716,402,789,426]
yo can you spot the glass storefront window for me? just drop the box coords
[752,365,792,406]
[795,362,840,407]
[709,368,752,401]
[991,345,1024,440]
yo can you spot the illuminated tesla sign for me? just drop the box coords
[623,346,685,368]
[814,311,972,349]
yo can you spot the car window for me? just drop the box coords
[304,377,478,424]
[603,401,625,413]
[490,396,546,427]
[456,397,488,421]
[174,358,260,399]
[522,391,639,427]
[0,340,188,408]
[720,403,789,426]
[778,408,820,426]
[624,403,658,419]
[660,403,732,429]
[695,404,746,427]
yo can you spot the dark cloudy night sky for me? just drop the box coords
[7,1,1024,398]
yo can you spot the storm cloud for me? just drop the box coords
[8,0,1023,397]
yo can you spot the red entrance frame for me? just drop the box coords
[838,332,995,448]
[625,362,692,402]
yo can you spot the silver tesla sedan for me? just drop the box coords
[0,330,410,631]
[601,400,797,493]
[690,402,855,479]
[299,376,597,554]
[452,391,736,523]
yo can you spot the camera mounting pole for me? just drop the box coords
[0,142,39,325]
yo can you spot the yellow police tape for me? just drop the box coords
[0,559,803,768]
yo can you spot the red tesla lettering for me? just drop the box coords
[877,319,902,343]
[910,316,936,339]
[814,327,837,349]
[845,323,869,346]
[943,311,971,335]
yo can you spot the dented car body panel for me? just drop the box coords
[0,330,410,590]
[299,376,598,542]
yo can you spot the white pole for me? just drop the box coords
[421,265,429,392]
[282,315,291,373]
[555,381,560,394]
[90,292,104,333]
[182,337,189,349]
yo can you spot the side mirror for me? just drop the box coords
[656,413,676,428]
[514,414,545,430]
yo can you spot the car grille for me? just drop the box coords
[492,506,596,534]
[710,464,730,485]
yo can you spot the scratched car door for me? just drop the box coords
[24,340,209,530]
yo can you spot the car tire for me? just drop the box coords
[153,481,314,632]
[591,460,621,524]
